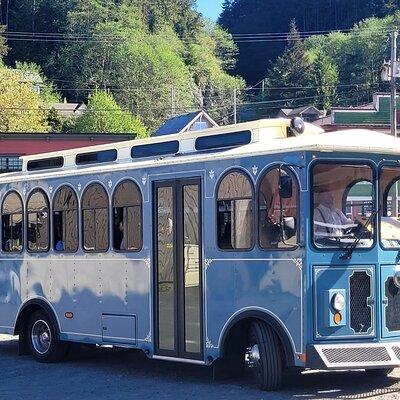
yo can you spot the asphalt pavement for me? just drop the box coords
[1,335,400,400]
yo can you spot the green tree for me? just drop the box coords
[74,91,148,137]
[0,67,49,132]
[264,21,314,104]
[308,50,339,110]
[15,62,60,104]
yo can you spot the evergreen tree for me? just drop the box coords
[264,21,314,104]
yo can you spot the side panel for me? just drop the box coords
[205,258,303,355]
[0,259,22,329]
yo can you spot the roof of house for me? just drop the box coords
[52,103,86,112]
[155,110,218,136]
[279,106,322,116]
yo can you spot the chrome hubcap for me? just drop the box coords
[31,320,51,355]
[245,344,260,368]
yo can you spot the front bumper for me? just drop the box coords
[307,342,400,370]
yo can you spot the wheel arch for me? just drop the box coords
[218,309,296,366]
[14,298,61,337]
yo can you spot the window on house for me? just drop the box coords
[217,170,253,250]
[82,183,109,252]
[0,156,22,173]
[27,189,50,252]
[259,167,299,249]
[2,191,23,252]
[112,180,142,251]
[53,186,79,252]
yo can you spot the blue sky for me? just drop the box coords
[197,0,223,20]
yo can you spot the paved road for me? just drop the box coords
[1,335,400,400]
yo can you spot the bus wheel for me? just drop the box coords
[27,310,69,363]
[245,320,283,391]
[365,368,394,377]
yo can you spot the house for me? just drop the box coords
[155,110,218,136]
[51,99,87,118]
[315,93,399,134]
[277,106,324,123]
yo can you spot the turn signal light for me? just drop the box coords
[65,312,74,319]
[333,312,342,325]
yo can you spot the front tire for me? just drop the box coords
[246,320,283,391]
[27,310,69,363]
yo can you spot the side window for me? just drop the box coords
[82,183,109,252]
[259,167,298,249]
[112,180,142,252]
[217,170,253,250]
[2,191,23,252]
[343,180,373,221]
[27,189,50,252]
[53,186,79,252]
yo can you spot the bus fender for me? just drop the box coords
[218,309,296,366]
[14,298,61,337]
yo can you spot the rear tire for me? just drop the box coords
[246,320,283,391]
[27,310,69,363]
[365,368,394,377]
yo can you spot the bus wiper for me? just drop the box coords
[340,206,380,260]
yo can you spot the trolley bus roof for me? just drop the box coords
[1,118,400,183]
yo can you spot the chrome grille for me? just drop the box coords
[385,278,400,332]
[322,347,390,364]
[350,271,372,333]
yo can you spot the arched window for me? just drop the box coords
[81,183,109,252]
[112,180,142,251]
[2,191,23,252]
[27,189,50,252]
[217,170,253,250]
[53,186,78,252]
[259,167,299,249]
[343,180,373,220]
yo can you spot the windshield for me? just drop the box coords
[312,163,374,249]
[380,166,400,248]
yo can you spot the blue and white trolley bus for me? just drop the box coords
[1,118,400,391]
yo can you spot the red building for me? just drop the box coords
[0,133,132,173]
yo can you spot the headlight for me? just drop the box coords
[332,293,346,312]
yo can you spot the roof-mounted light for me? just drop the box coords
[289,117,306,136]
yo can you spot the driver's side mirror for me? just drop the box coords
[282,216,296,240]
[279,175,293,199]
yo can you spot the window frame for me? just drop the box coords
[257,165,300,252]
[379,163,400,251]
[26,188,50,254]
[310,159,377,252]
[1,190,24,253]
[112,179,143,253]
[81,182,110,253]
[215,168,255,252]
[52,185,79,254]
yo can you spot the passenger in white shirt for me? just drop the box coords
[314,189,355,238]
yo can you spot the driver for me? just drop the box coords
[314,187,355,238]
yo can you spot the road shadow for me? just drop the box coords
[1,336,400,399]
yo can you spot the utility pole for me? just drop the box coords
[171,86,175,117]
[391,31,398,137]
[233,88,237,124]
